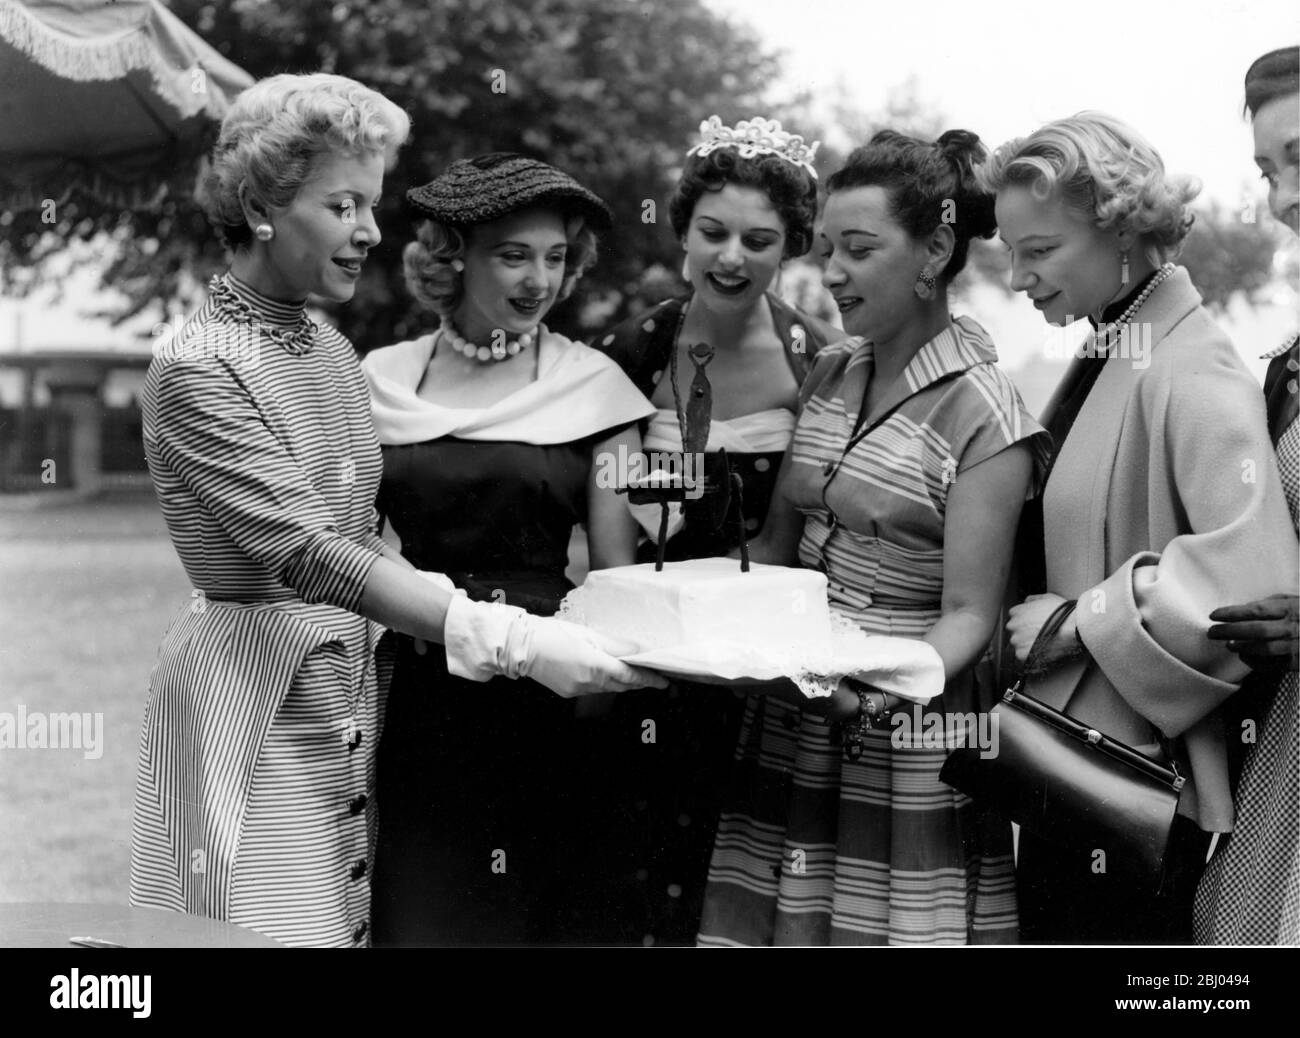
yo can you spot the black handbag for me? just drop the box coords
[939,600,1186,891]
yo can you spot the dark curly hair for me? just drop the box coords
[826,129,997,281]
[668,148,818,259]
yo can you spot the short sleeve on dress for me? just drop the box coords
[951,363,1052,495]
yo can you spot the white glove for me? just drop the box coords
[442,595,666,698]
[517,617,665,697]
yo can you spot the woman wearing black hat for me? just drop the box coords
[362,153,658,945]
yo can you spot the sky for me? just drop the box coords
[706,0,1297,208]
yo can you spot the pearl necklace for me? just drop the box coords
[1097,262,1176,341]
[439,319,535,363]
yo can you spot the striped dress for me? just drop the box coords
[130,273,388,948]
[698,317,1049,946]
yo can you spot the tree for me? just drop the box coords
[1177,200,1285,311]
[1,0,783,348]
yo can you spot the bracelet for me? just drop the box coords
[834,681,892,761]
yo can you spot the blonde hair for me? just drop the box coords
[403,213,599,318]
[978,111,1199,263]
[199,73,411,248]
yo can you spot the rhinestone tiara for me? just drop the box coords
[686,116,820,179]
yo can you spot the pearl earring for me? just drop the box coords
[254,223,274,242]
[451,258,465,272]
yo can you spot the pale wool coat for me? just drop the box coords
[1032,267,1299,832]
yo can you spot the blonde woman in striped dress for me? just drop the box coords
[130,74,662,948]
[697,131,1048,945]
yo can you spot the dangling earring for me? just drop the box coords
[681,253,692,282]
[254,223,274,242]
[915,268,936,300]
[1119,249,1130,288]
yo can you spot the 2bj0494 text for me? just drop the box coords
[1127,975,1251,989]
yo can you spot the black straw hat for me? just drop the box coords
[406,153,613,232]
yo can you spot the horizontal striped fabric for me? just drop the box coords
[131,274,387,948]
[699,317,1049,945]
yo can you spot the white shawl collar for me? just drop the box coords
[362,326,655,445]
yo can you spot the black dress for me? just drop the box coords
[370,436,607,945]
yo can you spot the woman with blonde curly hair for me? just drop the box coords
[361,154,657,944]
[982,112,1297,943]
[133,85,659,948]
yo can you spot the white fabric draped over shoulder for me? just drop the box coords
[362,326,655,446]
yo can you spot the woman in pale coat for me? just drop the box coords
[982,112,1298,944]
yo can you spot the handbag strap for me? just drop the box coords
[1019,598,1077,679]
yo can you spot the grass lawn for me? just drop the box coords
[0,491,189,903]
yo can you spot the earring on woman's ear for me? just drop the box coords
[254,223,274,242]
[1119,250,1130,288]
[681,254,692,282]
[451,258,465,272]
[915,268,936,299]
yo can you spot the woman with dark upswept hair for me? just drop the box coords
[697,129,1048,945]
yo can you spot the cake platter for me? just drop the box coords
[611,618,946,702]
[560,558,946,703]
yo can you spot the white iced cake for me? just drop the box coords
[563,558,834,663]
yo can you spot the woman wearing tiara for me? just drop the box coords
[584,117,840,945]
[595,116,840,561]
[361,154,659,945]
[698,129,1048,946]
